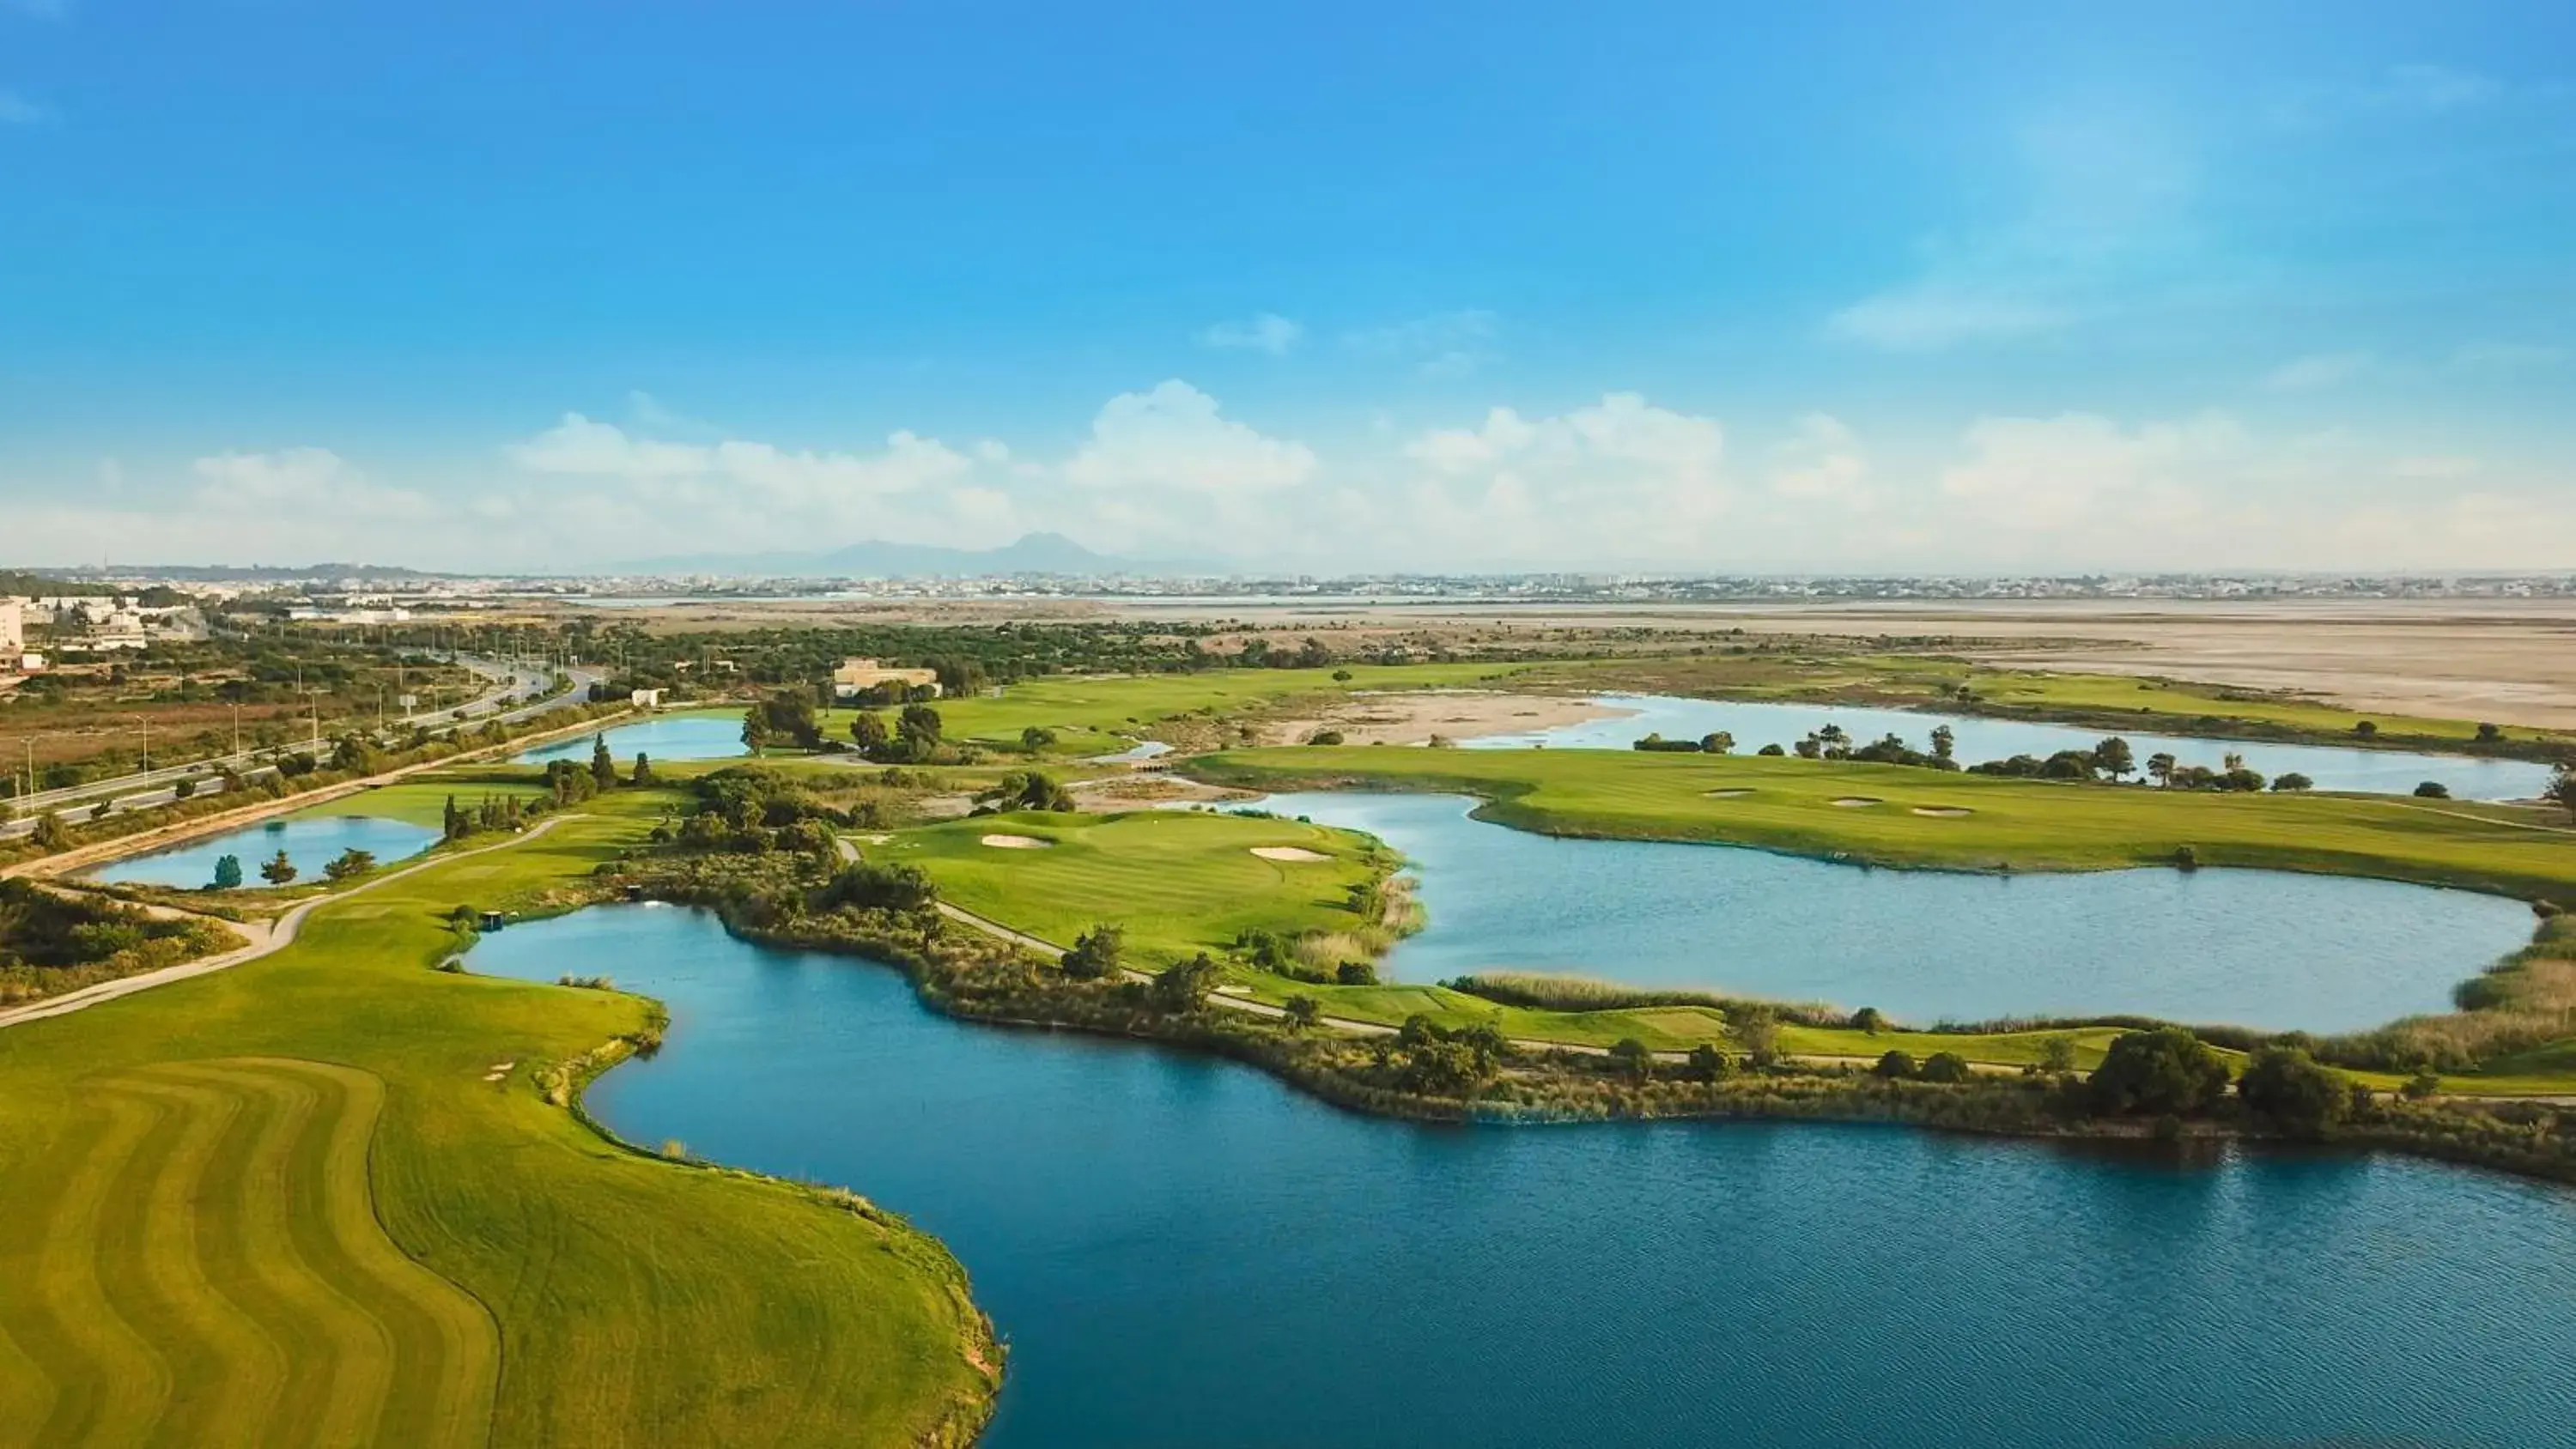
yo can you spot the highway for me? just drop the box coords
[2,657,603,840]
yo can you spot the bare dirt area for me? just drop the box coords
[1069,773,1256,810]
[1261,690,1625,747]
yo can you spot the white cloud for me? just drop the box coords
[1769,414,1872,505]
[1197,312,1303,355]
[1061,379,1315,495]
[2263,351,2376,392]
[1938,413,2243,533]
[0,88,54,126]
[1345,310,1501,376]
[507,414,980,503]
[192,448,432,520]
[1390,393,1730,566]
[1828,290,2075,351]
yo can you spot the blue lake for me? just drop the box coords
[515,714,750,765]
[1468,693,2557,800]
[471,906,2576,1449]
[86,814,440,890]
[1253,791,2533,1033]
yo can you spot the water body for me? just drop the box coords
[471,906,2576,1449]
[1251,792,2530,1032]
[87,814,440,890]
[1469,693,2556,800]
[515,714,750,765]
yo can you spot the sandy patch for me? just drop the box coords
[1829,797,1883,808]
[1261,690,1631,747]
[1251,846,1330,862]
[980,834,1053,849]
[1703,788,1753,798]
[1911,806,1974,818]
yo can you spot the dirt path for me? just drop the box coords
[0,818,570,1033]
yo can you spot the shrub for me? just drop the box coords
[1608,1037,1653,1079]
[2089,1028,2231,1116]
[1919,1052,1973,1084]
[2414,780,2450,799]
[1873,1050,1917,1079]
[1335,961,1378,985]
[1062,924,1124,981]
[2238,1047,2348,1138]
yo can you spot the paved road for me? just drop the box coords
[2,659,601,840]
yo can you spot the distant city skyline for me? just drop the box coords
[3,2,2572,573]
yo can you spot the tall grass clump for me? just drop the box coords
[1444,970,1844,1027]
[2319,916,2576,1071]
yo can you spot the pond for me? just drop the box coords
[470,906,2576,1449]
[86,814,440,891]
[514,714,750,766]
[1468,693,2556,800]
[1249,792,2532,1033]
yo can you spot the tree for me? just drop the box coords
[1919,1051,1973,1084]
[1873,1049,1917,1079]
[851,712,890,755]
[898,703,945,754]
[1152,952,1222,1012]
[1061,924,1124,980]
[633,753,655,786]
[2147,752,2178,787]
[1756,743,1786,757]
[1929,724,1955,762]
[2547,763,2576,823]
[1021,725,1058,752]
[818,859,935,912]
[258,850,298,886]
[1283,995,1321,1029]
[741,708,773,756]
[2088,1028,2231,1116]
[442,793,467,840]
[1731,1003,1781,1065]
[2353,720,2377,738]
[33,811,71,851]
[591,734,617,790]
[1686,1043,1731,1082]
[2270,773,2314,792]
[1608,1037,1653,1080]
[211,853,244,890]
[1701,731,1735,755]
[173,776,196,800]
[2038,1035,2079,1076]
[2092,737,2136,782]
[2414,780,2451,799]
[2476,722,2503,743]
[323,847,377,883]
[2237,1046,2348,1138]
[1850,1006,1886,1036]
[982,769,1074,813]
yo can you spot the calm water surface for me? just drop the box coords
[515,714,750,765]
[1469,693,2556,800]
[472,906,2576,1449]
[86,814,439,890]
[1253,792,2531,1032]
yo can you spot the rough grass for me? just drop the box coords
[0,789,996,1449]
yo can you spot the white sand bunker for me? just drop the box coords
[1704,788,1753,798]
[1911,806,1974,818]
[1830,797,1884,808]
[981,834,1054,849]
[1251,846,1330,862]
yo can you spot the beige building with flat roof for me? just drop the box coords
[832,657,940,699]
[0,597,23,670]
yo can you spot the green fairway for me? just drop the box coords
[0,791,996,1448]
[881,808,1389,967]
[1189,746,2576,900]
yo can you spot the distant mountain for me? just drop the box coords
[620,532,1135,579]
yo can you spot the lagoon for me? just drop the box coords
[1254,791,2531,1032]
[1470,693,2555,800]
[86,814,440,890]
[515,714,750,765]
[471,906,2576,1449]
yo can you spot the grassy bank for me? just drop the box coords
[1187,746,2576,900]
[0,790,998,1449]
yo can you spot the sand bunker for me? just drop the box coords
[1251,846,1330,862]
[1703,788,1753,798]
[1829,797,1883,808]
[981,834,1054,849]
[1911,806,1974,818]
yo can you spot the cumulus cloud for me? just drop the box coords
[1391,393,1729,566]
[1769,414,1872,505]
[1197,313,1303,355]
[507,414,982,501]
[192,448,432,519]
[1062,380,1315,495]
[1938,413,2243,533]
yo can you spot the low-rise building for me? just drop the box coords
[0,597,22,671]
[831,656,941,700]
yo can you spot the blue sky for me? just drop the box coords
[3,1,2571,573]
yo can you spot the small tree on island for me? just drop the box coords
[259,850,298,886]
[211,853,244,890]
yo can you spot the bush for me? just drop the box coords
[1873,1049,1917,1079]
[1919,1052,1973,1084]
[1061,924,1124,981]
[1335,961,1377,985]
[2238,1046,2348,1137]
[2089,1028,2232,1117]
[2414,780,2451,799]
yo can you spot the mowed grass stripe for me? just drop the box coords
[100,1074,286,1448]
[27,1092,170,1446]
[162,1058,498,1449]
